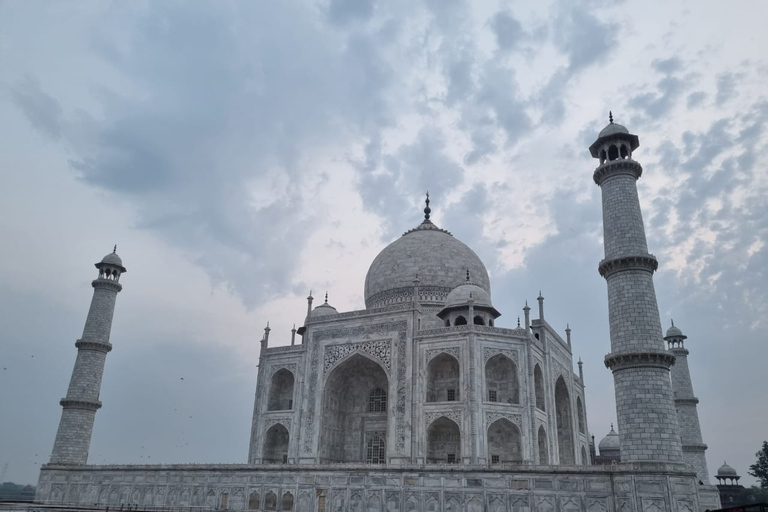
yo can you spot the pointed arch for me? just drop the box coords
[265,491,277,510]
[608,144,619,161]
[282,492,294,511]
[426,353,460,402]
[485,354,519,404]
[538,425,548,464]
[555,376,575,464]
[473,315,485,325]
[427,416,461,463]
[454,315,467,325]
[319,353,389,462]
[487,418,522,463]
[248,492,260,510]
[534,364,545,411]
[263,423,290,463]
[577,396,585,433]
[268,369,295,411]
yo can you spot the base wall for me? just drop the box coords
[36,463,721,512]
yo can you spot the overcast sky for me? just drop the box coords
[1,0,767,486]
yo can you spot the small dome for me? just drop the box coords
[717,462,738,477]
[666,324,683,338]
[445,283,492,309]
[309,302,339,318]
[598,122,629,138]
[101,252,123,266]
[598,426,620,453]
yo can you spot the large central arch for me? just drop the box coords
[319,353,389,463]
[487,418,522,463]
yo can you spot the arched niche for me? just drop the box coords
[608,144,619,161]
[263,423,290,463]
[534,364,545,411]
[473,315,485,325]
[265,491,277,511]
[485,354,519,404]
[248,492,260,510]
[319,353,389,462]
[282,491,294,510]
[581,446,588,466]
[487,418,522,463]
[427,416,461,463]
[576,396,585,434]
[555,377,575,464]
[426,353,460,402]
[268,369,295,411]
[454,315,467,326]
[538,425,548,464]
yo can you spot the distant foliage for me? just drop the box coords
[743,486,768,504]
[749,440,768,489]
[0,482,36,501]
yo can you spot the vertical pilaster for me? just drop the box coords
[591,122,683,463]
[49,250,125,465]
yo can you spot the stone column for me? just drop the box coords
[665,323,710,482]
[590,121,683,462]
[49,249,126,465]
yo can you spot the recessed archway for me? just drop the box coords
[555,377,575,464]
[538,425,548,464]
[263,423,290,463]
[319,354,389,462]
[268,369,295,411]
[485,354,519,404]
[427,416,461,463]
[487,418,522,463]
[576,396,585,434]
[426,353,460,402]
[534,364,545,411]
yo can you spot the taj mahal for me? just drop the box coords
[35,118,724,511]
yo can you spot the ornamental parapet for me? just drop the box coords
[60,398,102,411]
[674,397,700,405]
[598,254,658,278]
[75,339,112,353]
[604,351,676,371]
[91,279,122,292]
[593,159,643,185]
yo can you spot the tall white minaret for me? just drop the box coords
[49,247,126,465]
[590,114,683,462]
[665,320,711,483]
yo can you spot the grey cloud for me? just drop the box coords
[15,2,401,307]
[687,91,707,109]
[716,72,738,106]
[11,75,63,140]
[628,57,690,125]
[326,0,376,25]
[551,3,618,73]
[490,10,524,52]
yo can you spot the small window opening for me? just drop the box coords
[620,145,629,159]
[288,399,293,409]
[455,316,467,326]
[282,455,288,463]
[488,390,497,402]
[473,315,485,325]
[534,333,540,340]
[608,145,619,161]
[489,319,494,327]
[491,455,500,464]
[445,319,450,327]
[447,389,456,402]
[447,453,456,464]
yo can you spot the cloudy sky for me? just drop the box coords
[1,0,767,486]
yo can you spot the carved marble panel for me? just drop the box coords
[485,411,522,428]
[425,410,462,426]
[483,347,519,364]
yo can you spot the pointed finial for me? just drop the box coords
[610,423,614,429]
[671,319,675,326]
[292,324,296,331]
[466,268,470,281]
[324,291,328,304]
[424,192,431,220]
[578,357,582,364]
[566,323,571,331]
[609,111,614,124]
[113,245,117,253]
[517,316,521,328]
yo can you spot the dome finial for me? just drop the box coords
[671,319,675,326]
[609,111,614,124]
[466,268,470,282]
[517,316,521,328]
[424,191,431,221]
[113,245,117,253]
[324,291,328,304]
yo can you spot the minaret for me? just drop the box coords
[590,114,682,462]
[49,247,126,465]
[665,321,710,483]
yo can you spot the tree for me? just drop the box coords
[749,440,768,489]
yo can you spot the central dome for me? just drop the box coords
[364,219,491,309]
